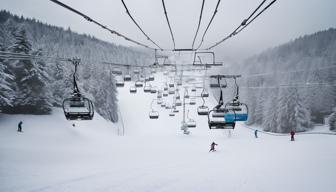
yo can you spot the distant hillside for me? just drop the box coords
[231,28,336,132]
[0,10,152,122]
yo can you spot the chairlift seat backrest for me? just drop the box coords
[224,113,248,122]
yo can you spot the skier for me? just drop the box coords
[17,121,23,132]
[290,130,295,141]
[209,142,218,152]
[254,129,258,138]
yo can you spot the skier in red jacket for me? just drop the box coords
[290,130,295,141]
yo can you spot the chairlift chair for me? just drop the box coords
[163,90,168,97]
[184,89,190,99]
[197,105,209,115]
[144,82,152,93]
[133,69,140,74]
[210,76,227,88]
[150,86,157,94]
[124,74,131,81]
[149,75,155,81]
[135,81,143,87]
[175,98,182,106]
[116,80,125,87]
[149,110,159,119]
[63,59,94,120]
[63,95,94,120]
[224,101,248,122]
[201,90,209,97]
[161,102,166,107]
[112,68,122,75]
[168,87,175,94]
[208,109,235,129]
[145,77,150,82]
[169,111,175,116]
[157,91,163,99]
[187,119,197,128]
[189,97,196,105]
[175,92,181,100]
[149,99,159,119]
[186,110,196,128]
[130,86,137,93]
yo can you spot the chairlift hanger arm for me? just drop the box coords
[162,0,176,49]
[209,75,242,79]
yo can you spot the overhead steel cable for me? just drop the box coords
[0,51,174,69]
[195,0,221,50]
[162,0,176,50]
[120,0,163,50]
[235,0,277,34]
[191,0,206,49]
[49,0,153,49]
[206,0,277,50]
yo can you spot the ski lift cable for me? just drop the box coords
[239,65,336,79]
[162,0,176,50]
[206,0,277,50]
[191,0,206,49]
[120,0,163,50]
[0,51,72,62]
[49,0,154,49]
[240,83,336,89]
[0,51,169,68]
[235,0,276,35]
[195,0,221,50]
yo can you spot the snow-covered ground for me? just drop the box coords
[1,72,335,192]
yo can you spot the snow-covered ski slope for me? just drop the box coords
[1,72,335,192]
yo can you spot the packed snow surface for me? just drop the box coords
[1,73,335,192]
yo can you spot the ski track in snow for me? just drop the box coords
[1,72,336,192]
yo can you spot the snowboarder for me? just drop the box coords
[17,121,23,132]
[290,130,295,141]
[254,129,258,138]
[209,142,218,152]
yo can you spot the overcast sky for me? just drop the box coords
[1,0,336,62]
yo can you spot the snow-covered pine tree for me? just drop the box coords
[276,87,297,133]
[0,45,14,109]
[30,49,53,113]
[294,88,312,131]
[262,87,280,132]
[254,89,265,125]
[329,108,336,131]
[88,67,118,122]
[7,29,51,114]
[245,89,257,125]
[49,60,72,107]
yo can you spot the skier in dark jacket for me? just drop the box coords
[17,121,23,132]
[254,129,258,138]
[209,142,218,152]
[290,130,295,141]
